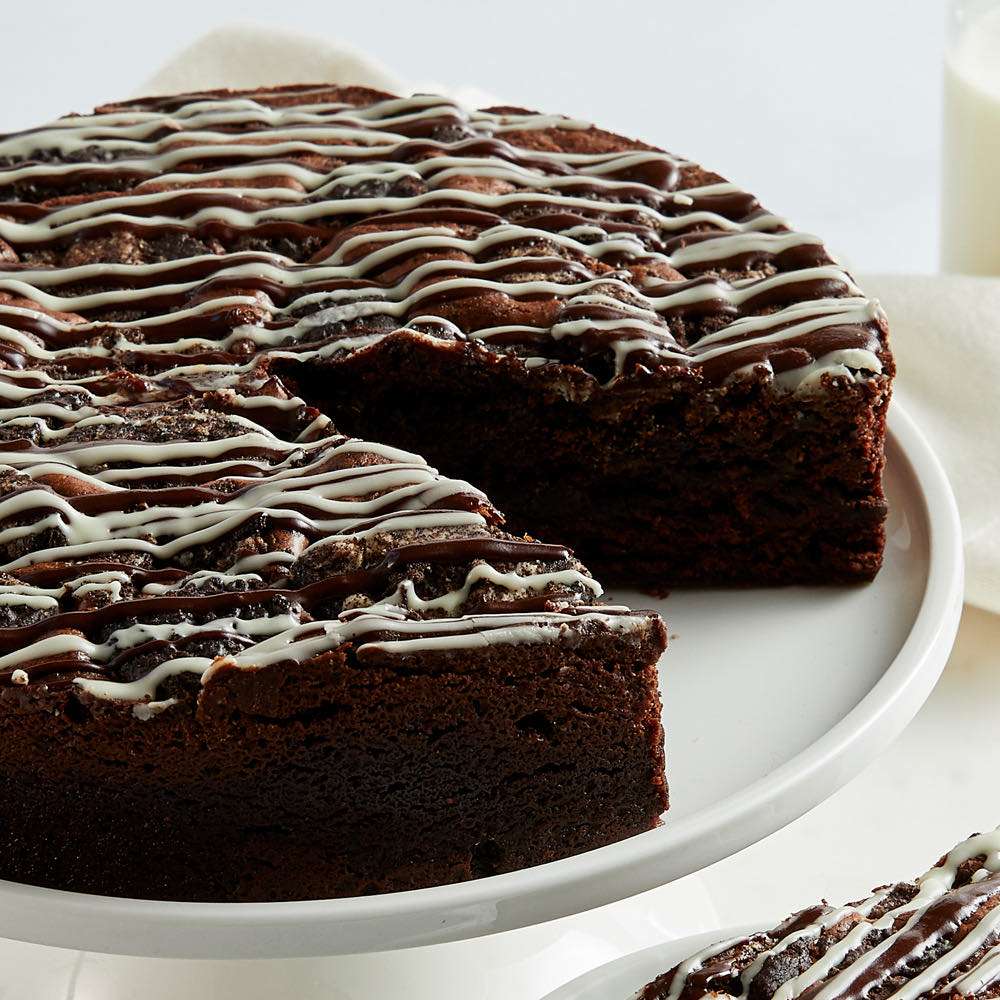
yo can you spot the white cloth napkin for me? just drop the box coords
[140,26,999,612]
[861,274,1000,613]
[140,24,405,98]
[139,24,497,109]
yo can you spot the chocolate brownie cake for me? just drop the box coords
[639,827,1000,1000]
[0,81,890,902]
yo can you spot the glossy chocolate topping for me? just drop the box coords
[0,82,884,710]
[0,85,887,391]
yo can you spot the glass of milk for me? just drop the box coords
[942,0,1000,273]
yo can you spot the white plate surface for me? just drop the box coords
[542,925,759,1000]
[0,404,963,958]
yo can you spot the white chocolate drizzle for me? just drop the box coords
[0,360,638,704]
[0,89,886,390]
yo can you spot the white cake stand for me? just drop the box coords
[0,403,963,999]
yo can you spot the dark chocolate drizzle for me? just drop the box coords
[0,83,886,701]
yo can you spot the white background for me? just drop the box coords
[2,0,947,273]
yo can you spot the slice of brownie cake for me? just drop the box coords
[0,369,666,901]
[639,826,1000,1000]
[0,84,892,589]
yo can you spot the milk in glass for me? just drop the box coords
[942,3,1000,273]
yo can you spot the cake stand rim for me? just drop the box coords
[0,401,964,958]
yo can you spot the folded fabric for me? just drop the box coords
[139,23,404,97]
[139,27,994,611]
[861,274,1000,612]
[139,23,497,108]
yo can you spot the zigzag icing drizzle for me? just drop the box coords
[0,89,885,388]
[0,359,636,711]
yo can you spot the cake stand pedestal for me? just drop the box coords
[0,877,721,1000]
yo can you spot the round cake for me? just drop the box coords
[0,84,890,901]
